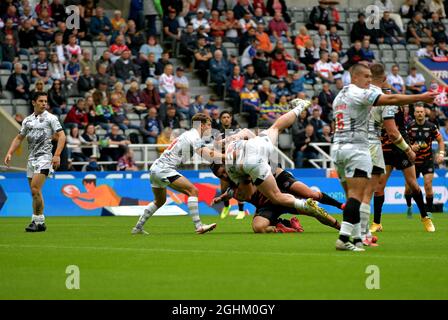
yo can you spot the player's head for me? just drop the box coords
[370,63,386,86]
[350,63,372,89]
[414,103,426,122]
[210,162,228,181]
[191,113,212,137]
[32,92,48,114]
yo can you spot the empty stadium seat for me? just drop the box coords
[1,105,14,116]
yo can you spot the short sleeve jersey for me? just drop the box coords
[332,84,382,145]
[368,85,396,144]
[154,129,205,169]
[19,111,63,160]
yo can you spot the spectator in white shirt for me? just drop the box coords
[329,52,344,80]
[406,67,427,93]
[314,51,334,83]
[191,9,211,33]
[416,43,435,58]
[173,66,189,90]
[158,64,176,97]
[387,64,406,94]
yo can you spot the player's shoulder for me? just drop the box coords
[22,114,34,124]
[425,120,438,129]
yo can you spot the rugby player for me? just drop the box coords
[131,113,222,235]
[4,92,66,232]
[331,63,436,251]
[404,104,445,217]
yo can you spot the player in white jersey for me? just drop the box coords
[360,63,417,246]
[132,113,222,235]
[221,99,326,215]
[331,63,436,252]
[4,92,66,232]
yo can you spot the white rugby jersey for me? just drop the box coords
[332,84,382,145]
[367,85,397,144]
[153,128,205,169]
[19,111,63,160]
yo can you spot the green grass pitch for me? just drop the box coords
[0,213,447,300]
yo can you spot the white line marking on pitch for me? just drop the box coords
[0,244,446,261]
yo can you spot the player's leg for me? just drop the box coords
[133,187,166,234]
[423,173,434,214]
[360,172,381,243]
[235,201,247,220]
[255,175,317,214]
[289,180,344,209]
[220,179,231,219]
[170,176,217,234]
[336,175,367,250]
[26,173,47,232]
[404,181,413,218]
[402,165,435,231]
[252,216,277,233]
[371,165,392,231]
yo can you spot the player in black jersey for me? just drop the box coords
[372,102,436,232]
[405,104,445,217]
[210,164,342,233]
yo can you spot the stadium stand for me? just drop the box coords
[0,0,447,171]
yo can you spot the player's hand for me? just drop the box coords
[4,154,12,167]
[52,155,61,170]
[419,91,439,104]
[436,153,444,164]
[405,148,416,162]
[411,143,419,152]
[211,196,222,205]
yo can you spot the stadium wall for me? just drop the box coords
[0,169,446,217]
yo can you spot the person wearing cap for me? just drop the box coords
[240,79,260,128]
[241,37,258,68]
[65,53,81,86]
[205,95,220,113]
[273,78,291,101]
[270,49,288,79]
[191,8,211,33]
[307,0,330,30]
[174,66,189,89]
[163,7,181,40]
[189,95,206,118]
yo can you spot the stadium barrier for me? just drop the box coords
[0,169,446,217]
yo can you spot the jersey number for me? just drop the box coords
[336,113,344,130]
[166,138,178,151]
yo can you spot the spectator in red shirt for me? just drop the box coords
[64,99,88,129]
[140,78,161,110]
[209,9,227,38]
[268,11,291,44]
[227,65,245,114]
[270,49,288,79]
[110,35,130,63]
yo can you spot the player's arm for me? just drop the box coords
[52,130,66,170]
[383,118,416,161]
[4,134,25,166]
[375,91,438,107]
[72,198,99,210]
[435,131,445,164]
[196,146,225,163]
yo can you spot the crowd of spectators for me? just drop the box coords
[0,0,447,170]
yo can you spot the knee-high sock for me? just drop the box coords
[238,202,244,211]
[426,195,433,212]
[412,190,428,218]
[339,197,360,242]
[373,195,384,224]
[319,192,344,209]
[223,200,230,207]
[405,193,412,207]
[136,202,158,228]
[360,202,371,237]
[188,196,202,229]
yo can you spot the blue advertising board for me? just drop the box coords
[0,170,446,217]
